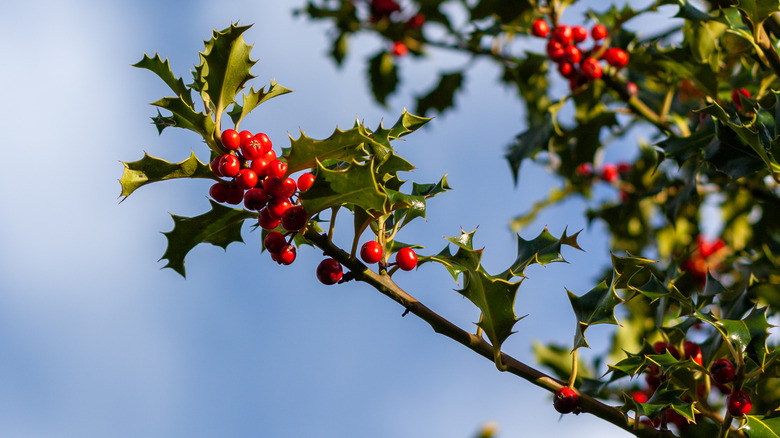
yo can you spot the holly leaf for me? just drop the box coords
[568,281,624,350]
[420,228,484,282]
[695,306,773,356]
[737,0,780,29]
[133,53,193,106]
[612,253,657,289]
[636,383,697,423]
[415,71,463,116]
[458,270,523,363]
[388,109,432,139]
[505,115,554,183]
[742,415,780,437]
[368,51,398,105]
[161,200,256,277]
[228,80,293,127]
[501,227,581,279]
[119,152,213,200]
[285,123,390,175]
[195,23,257,121]
[150,96,216,142]
[299,159,388,215]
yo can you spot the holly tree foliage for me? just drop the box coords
[120,0,780,435]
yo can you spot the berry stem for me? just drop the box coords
[567,348,578,388]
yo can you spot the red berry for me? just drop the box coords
[267,197,293,219]
[710,358,736,384]
[564,45,581,64]
[209,183,230,203]
[558,62,575,79]
[252,133,272,154]
[272,244,297,265]
[210,156,225,178]
[218,154,241,178]
[280,205,308,231]
[531,19,549,38]
[576,162,593,178]
[392,41,408,57]
[281,177,298,198]
[243,188,268,211]
[396,247,418,271]
[572,25,588,43]
[552,25,573,45]
[600,163,619,182]
[258,208,281,230]
[698,235,725,257]
[297,173,316,192]
[407,13,426,30]
[225,185,244,205]
[553,387,579,414]
[727,390,751,417]
[631,391,649,404]
[604,47,629,69]
[267,159,288,179]
[683,341,703,366]
[626,81,638,97]
[591,24,608,41]
[316,258,343,285]
[264,231,287,253]
[360,241,384,264]
[617,162,632,174]
[580,57,602,80]
[250,157,270,179]
[221,129,241,150]
[370,0,400,17]
[263,176,286,197]
[546,40,566,63]
[241,139,264,161]
[235,168,258,190]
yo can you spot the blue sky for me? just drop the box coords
[0,1,682,437]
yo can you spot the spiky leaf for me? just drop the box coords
[228,80,293,127]
[133,53,193,106]
[299,159,388,215]
[415,71,463,116]
[501,227,581,279]
[285,124,389,174]
[161,200,256,277]
[151,96,216,143]
[119,152,213,199]
[568,281,624,350]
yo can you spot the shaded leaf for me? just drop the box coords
[568,281,624,350]
[415,71,463,116]
[368,51,398,105]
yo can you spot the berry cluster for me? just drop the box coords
[365,0,425,57]
[359,241,418,271]
[209,128,316,266]
[575,161,631,183]
[530,19,629,91]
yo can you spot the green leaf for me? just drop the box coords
[285,123,390,174]
[737,0,780,28]
[119,152,213,199]
[611,253,657,289]
[501,227,581,279]
[133,53,193,106]
[195,23,257,122]
[415,71,463,116]
[368,51,398,105]
[160,200,256,277]
[151,96,216,144]
[568,281,624,350]
[695,306,773,355]
[637,382,697,422]
[228,80,293,127]
[505,115,554,183]
[458,270,522,362]
[742,415,780,437]
[299,159,389,215]
[388,109,432,139]
[419,228,484,282]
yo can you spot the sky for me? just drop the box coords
[0,1,682,437]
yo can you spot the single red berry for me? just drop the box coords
[683,341,703,366]
[591,24,608,41]
[266,197,293,220]
[552,25,573,45]
[264,231,287,253]
[396,247,418,271]
[407,13,426,30]
[631,391,649,404]
[564,45,581,64]
[280,205,308,231]
[218,154,241,178]
[600,163,619,182]
[580,57,602,80]
[225,185,244,205]
[360,241,384,264]
[209,183,230,203]
[626,81,638,97]
[258,208,281,230]
[263,176,286,197]
[710,358,736,384]
[243,188,268,211]
[392,41,408,57]
[241,139,264,161]
[281,177,298,198]
[617,161,632,174]
[297,173,316,192]
[604,47,629,69]
[558,62,575,79]
[553,387,579,414]
[727,390,751,417]
[576,162,593,178]
[238,130,253,148]
[698,235,726,257]
[235,168,259,190]
[210,156,225,178]
[221,128,241,150]
[531,19,549,38]
[572,25,588,43]
[546,40,566,63]
[267,159,288,179]
[316,258,343,285]
[250,157,270,179]
[272,244,297,265]
[731,88,750,112]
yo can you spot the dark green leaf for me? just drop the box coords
[119,152,213,199]
[299,159,389,215]
[415,72,463,116]
[368,51,398,105]
[568,281,624,350]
